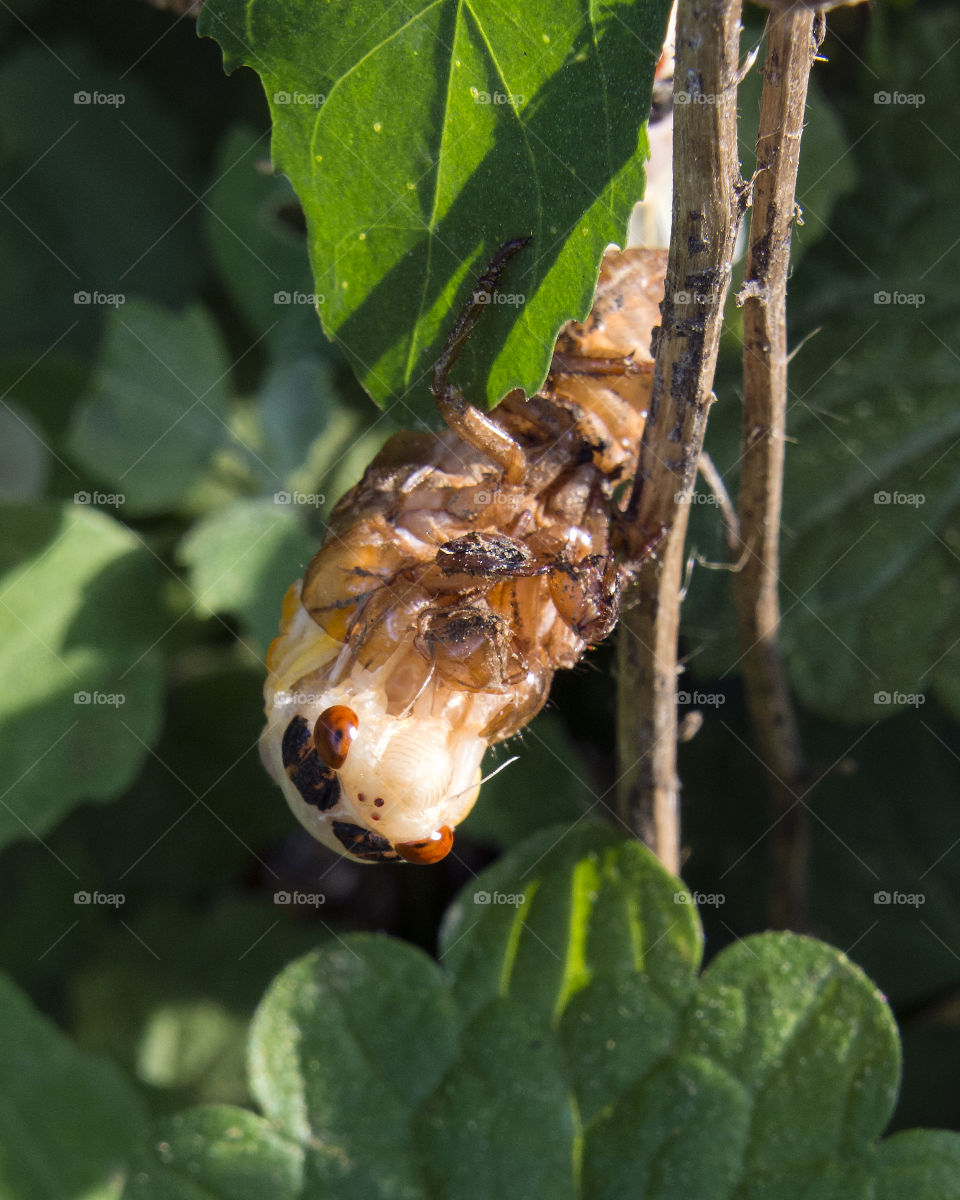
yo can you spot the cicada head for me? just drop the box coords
[262,683,487,865]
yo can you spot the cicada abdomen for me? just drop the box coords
[260,241,668,864]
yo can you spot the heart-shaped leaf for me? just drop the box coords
[125,825,960,1199]
[199,0,674,421]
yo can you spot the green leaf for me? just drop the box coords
[127,1107,302,1200]
[683,4,960,722]
[178,498,316,651]
[199,0,674,420]
[68,300,235,516]
[129,826,960,1199]
[0,503,165,849]
[0,972,148,1200]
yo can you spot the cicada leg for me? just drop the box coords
[431,238,531,486]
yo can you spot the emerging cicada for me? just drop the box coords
[260,239,668,863]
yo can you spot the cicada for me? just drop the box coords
[259,238,668,864]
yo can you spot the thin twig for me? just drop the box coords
[617,0,749,876]
[699,450,741,551]
[734,8,824,930]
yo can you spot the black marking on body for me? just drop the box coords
[281,715,341,811]
[332,820,398,861]
[437,531,542,579]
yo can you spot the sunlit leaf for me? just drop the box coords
[199,0,674,420]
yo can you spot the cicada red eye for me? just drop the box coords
[394,825,454,865]
[313,705,359,770]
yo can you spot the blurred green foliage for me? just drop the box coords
[0,0,959,1193]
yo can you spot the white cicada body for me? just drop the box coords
[260,242,668,863]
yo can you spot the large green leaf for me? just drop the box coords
[683,5,960,722]
[126,826,960,1199]
[199,0,674,420]
[0,503,165,849]
[0,973,148,1200]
